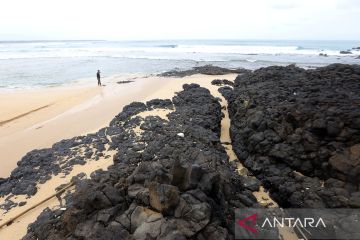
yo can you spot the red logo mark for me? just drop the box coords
[237,213,258,234]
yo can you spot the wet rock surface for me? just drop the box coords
[225,64,360,208]
[340,50,353,54]
[22,84,259,239]
[159,65,250,77]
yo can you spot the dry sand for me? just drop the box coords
[0,73,236,239]
[0,150,116,239]
[0,74,168,177]
[0,73,296,239]
[0,73,237,178]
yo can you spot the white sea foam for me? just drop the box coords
[0,42,355,60]
[0,40,359,89]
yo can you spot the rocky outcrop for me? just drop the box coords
[0,133,112,198]
[159,65,250,77]
[211,79,235,87]
[6,63,360,239]
[340,50,352,54]
[23,84,259,240]
[225,64,360,208]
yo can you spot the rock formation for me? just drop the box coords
[159,65,250,77]
[2,64,359,239]
[340,50,352,54]
[225,64,360,208]
[22,84,259,240]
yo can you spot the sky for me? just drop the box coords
[0,0,359,41]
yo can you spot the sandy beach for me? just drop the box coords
[0,74,171,178]
[1,64,356,239]
[0,73,243,178]
[1,0,359,237]
[0,72,251,239]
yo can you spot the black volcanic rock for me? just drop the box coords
[0,132,113,199]
[218,86,233,100]
[9,63,360,239]
[159,65,250,77]
[226,64,360,208]
[146,99,173,109]
[22,84,259,240]
[340,50,352,54]
[211,79,235,87]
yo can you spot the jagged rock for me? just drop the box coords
[12,180,37,196]
[0,199,18,211]
[329,144,360,181]
[340,50,352,54]
[110,102,147,126]
[171,162,204,191]
[198,222,229,240]
[130,206,163,231]
[218,86,233,100]
[146,99,173,109]
[172,194,211,237]
[128,184,149,199]
[22,84,260,239]
[159,65,249,77]
[239,176,261,192]
[211,79,234,86]
[227,64,360,208]
[149,183,180,213]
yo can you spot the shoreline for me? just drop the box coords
[1,64,359,239]
[0,73,163,178]
[0,72,240,239]
[0,72,239,178]
[0,72,152,93]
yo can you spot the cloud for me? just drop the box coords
[0,0,359,40]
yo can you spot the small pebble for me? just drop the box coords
[177,133,185,137]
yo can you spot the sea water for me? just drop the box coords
[0,40,359,89]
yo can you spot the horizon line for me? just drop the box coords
[1,39,360,43]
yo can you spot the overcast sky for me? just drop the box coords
[0,0,359,40]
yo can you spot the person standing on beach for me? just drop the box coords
[97,70,101,86]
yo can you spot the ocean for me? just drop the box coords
[0,40,359,90]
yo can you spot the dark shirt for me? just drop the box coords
[97,72,100,79]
